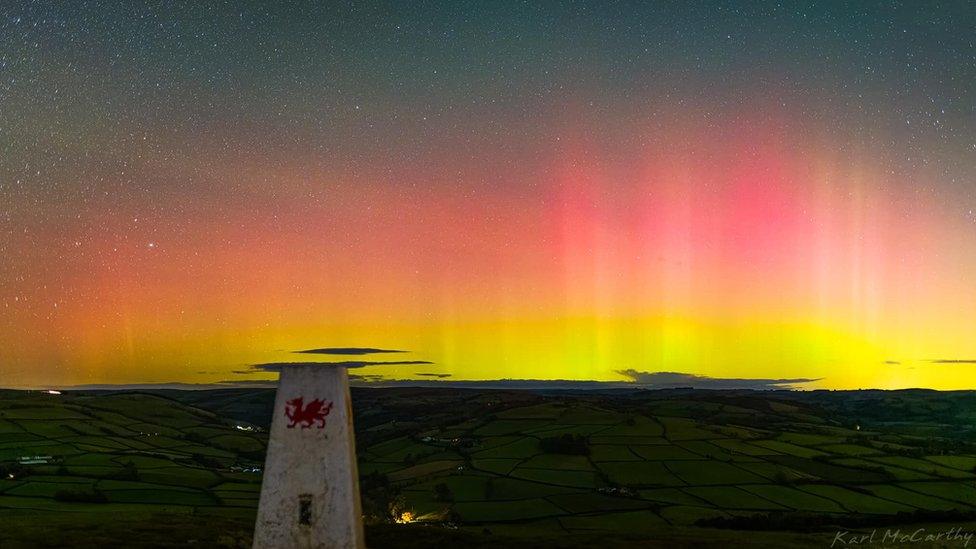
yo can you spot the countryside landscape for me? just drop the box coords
[5,2,976,547]
[3,387,976,547]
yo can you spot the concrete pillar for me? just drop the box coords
[254,364,365,549]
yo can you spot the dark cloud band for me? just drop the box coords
[252,360,433,371]
[293,348,408,355]
[615,370,820,390]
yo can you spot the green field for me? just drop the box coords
[4,387,976,547]
[353,389,976,536]
[0,389,265,548]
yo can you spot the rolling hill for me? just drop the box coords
[2,388,976,547]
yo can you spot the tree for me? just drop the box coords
[107,461,139,481]
[433,482,454,502]
[540,434,589,455]
[360,472,402,524]
[0,463,32,480]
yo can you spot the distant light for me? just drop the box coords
[44,390,61,395]
[395,511,415,524]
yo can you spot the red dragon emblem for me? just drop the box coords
[285,397,334,429]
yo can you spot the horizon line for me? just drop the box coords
[0,379,954,393]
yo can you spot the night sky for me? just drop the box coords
[2,2,975,388]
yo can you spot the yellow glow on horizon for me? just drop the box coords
[4,112,976,391]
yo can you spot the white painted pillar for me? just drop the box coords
[254,364,365,549]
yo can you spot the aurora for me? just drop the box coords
[2,3,974,390]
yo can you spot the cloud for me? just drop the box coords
[251,360,433,372]
[216,380,278,387]
[55,381,275,390]
[344,378,641,389]
[928,359,976,364]
[883,361,901,365]
[416,372,452,378]
[348,373,388,382]
[614,370,819,390]
[293,347,408,355]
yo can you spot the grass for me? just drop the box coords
[589,445,641,462]
[7,480,96,497]
[924,455,976,471]
[368,436,415,457]
[867,456,974,479]
[374,441,436,463]
[137,468,222,488]
[597,461,684,486]
[470,458,520,475]
[0,390,264,544]
[554,407,623,425]
[748,440,828,459]
[682,486,788,510]
[797,485,914,514]
[0,508,253,548]
[900,482,976,506]
[470,435,521,450]
[631,445,701,460]
[776,433,844,446]
[595,416,663,437]
[731,462,815,482]
[474,420,551,436]
[819,444,880,456]
[405,475,489,502]
[453,499,565,522]
[519,454,594,471]
[210,435,265,454]
[509,468,600,489]
[6,388,976,547]
[763,455,890,483]
[0,407,90,420]
[524,424,610,437]
[494,403,565,419]
[112,455,181,468]
[0,419,26,433]
[559,509,667,532]
[388,460,461,482]
[481,477,583,499]
[739,485,846,513]
[588,435,668,445]
[470,437,540,459]
[658,505,727,525]
[102,489,217,506]
[547,492,651,513]
[664,461,767,485]
[358,461,403,475]
[657,417,714,441]
[639,488,709,506]
[831,458,933,481]
[677,440,761,461]
[864,485,964,511]
[710,439,782,456]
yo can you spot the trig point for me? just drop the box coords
[253,362,365,549]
